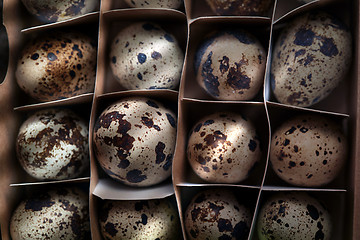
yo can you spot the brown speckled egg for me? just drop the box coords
[271,11,352,107]
[205,0,272,16]
[16,30,97,102]
[184,188,251,240]
[195,30,266,100]
[92,97,177,187]
[16,108,89,180]
[10,187,90,240]
[257,192,332,240]
[187,112,261,183]
[110,22,184,90]
[99,198,181,240]
[124,0,182,9]
[21,0,98,23]
[270,114,347,187]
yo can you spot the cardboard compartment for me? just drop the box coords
[181,17,271,102]
[105,0,185,12]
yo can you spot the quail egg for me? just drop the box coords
[16,30,97,102]
[270,114,348,187]
[124,0,182,9]
[184,188,252,240]
[257,192,332,240]
[92,97,177,187]
[271,11,352,107]
[205,0,272,16]
[187,112,261,183]
[99,198,181,240]
[21,0,98,23]
[16,108,89,180]
[10,187,90,240]
[110,22,184,90]
[195,30,266,100]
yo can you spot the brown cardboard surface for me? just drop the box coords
[1,0,360,239]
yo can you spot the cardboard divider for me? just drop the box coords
[182,17,271,101]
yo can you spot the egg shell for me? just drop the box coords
[194,30,266,100]
[110,22,184,90]
[205,0,272,16]
[10,187,90,240]
[257,192,332,240]
[270,114,348,187]
[21,0,98,23]
[99,198,180,240]
[124,0,182,9]
[187,112,261,183]
[184,188,252,240]
[15,30,97,102]
[92,97,177,187]
[271,11,352,107]
[16,108,89,180]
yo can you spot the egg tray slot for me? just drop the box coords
[0,0,359,239]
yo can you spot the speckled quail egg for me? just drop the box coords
[124,0,182,9]
[21,0,98,23]
[110,22,184,90]
[184,188,252,240]
[205,0,272,16]
[99,198,181,240]
[10,187,90,240]
[92,97,177,187]
[16,108,89,180]
[16,30,97,102]
[270,114,348,187]
[271,11,352,107]
[187,112,261,183]
[257,192,332,240]
[195,30,266,100]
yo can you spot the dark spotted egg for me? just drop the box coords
[205,0,272,16]
[110,22,184,90]
[195,30,266,100]
[184,188,251,240]
[16,108,89,180]
[271,11,352,107]
[257,192,331,240]
[270,114,347,187]
[187,112,261,183]
[15,30,97,102]
[99,198,181,240]
[124,0,182,9]
[10,187,90,240]
[21,0,98,23]
[92,97,177,187]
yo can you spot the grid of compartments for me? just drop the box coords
[0,0,358,239]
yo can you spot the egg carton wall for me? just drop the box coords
[0,0,359,239]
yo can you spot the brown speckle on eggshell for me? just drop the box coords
[187,112,261,183]
[184,188,251,240]
[124,0,182,9]
[271,11,352,107]
[99,198,180,240]
[110,22,184,90]
[205,0,272,16]
[195,30,266,100]
[16,30,97,102]
[257,192,332,240]
[10,187,90,240]
[16,108,89,180]
[270,114,348,187]
[92,97,177,187]
[21,0,98,23]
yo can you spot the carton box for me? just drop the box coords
[0,0,359,239]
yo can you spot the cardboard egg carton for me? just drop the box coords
[0,0,359,239]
